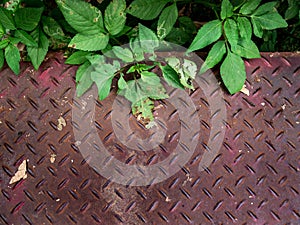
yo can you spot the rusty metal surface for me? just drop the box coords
[0,52,299,225]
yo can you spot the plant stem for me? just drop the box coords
[110,36,122,45]
[233,0,246,11]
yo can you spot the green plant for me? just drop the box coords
[284,0,300,20]
[0,0,297,126]
[0,5,46,74]
[187,0,288,93]
[56,0,197,125]
[0,0,69,74]
[67,22,192,125]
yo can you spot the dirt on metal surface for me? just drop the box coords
[0,52,299,224]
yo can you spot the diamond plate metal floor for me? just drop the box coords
[0,52,299,225]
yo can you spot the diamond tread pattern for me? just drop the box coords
[0,53,299,225]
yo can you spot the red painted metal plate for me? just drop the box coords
[0,52,299,225]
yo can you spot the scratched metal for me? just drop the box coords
[0,52,299,225]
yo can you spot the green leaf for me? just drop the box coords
[130,38,144,61]
[160,64,184,89]
[8,37,20,45]
[141,71,161,85]
[178,16,197,34]
[251,17,263,38]
[232,0,245,9]
[14,30,38,47]
[253,13,288,30]
[104,0,127,36]
[27,27,49,70]
[252,2,277,16]
[120,78,168,104]
[284,6,299,20]
[188,20,222,52]
[132,98,154,122]
[42,16,68,41]
[166,57,197,89]
[232,38,260,59]
[181,59,197,85]
[91,62,120,100]
[127,65,136,73]
[221,0,233,20]
[55,0,104,34]
[285,0,300,20]
[0,49,4,70]
[101,44,116,58]
[127,0,170,20]
[139,23,159,52]
[0,39,10,49]
[114,25,132,38]
[166,27,191,45]
[0,8,16,30]
[112,46,134,63]
[76,61,94,96]
[15,7,43,31]
[118,74,127,90]
[127,64,154,73]
[76,61,89,82]
[239,0,261,15]
[166,16,197,45]
[200,40,226,74]
[86,54,106,67]
[58,19,77,34]
[0,23,4,37]
[5,44,21,75]
[220,51,246,94]
[237,17,252,40]
[65,51,92,65]
[157,3,178,40]
[69,33,109,51]
[224,18,239,48]
[126,26,139,39]
[138,64,155,72]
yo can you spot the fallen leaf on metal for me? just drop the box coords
[57,116,66,131]
[9,160,27,184]
[50,154,56,163]
[240,85,250,96]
